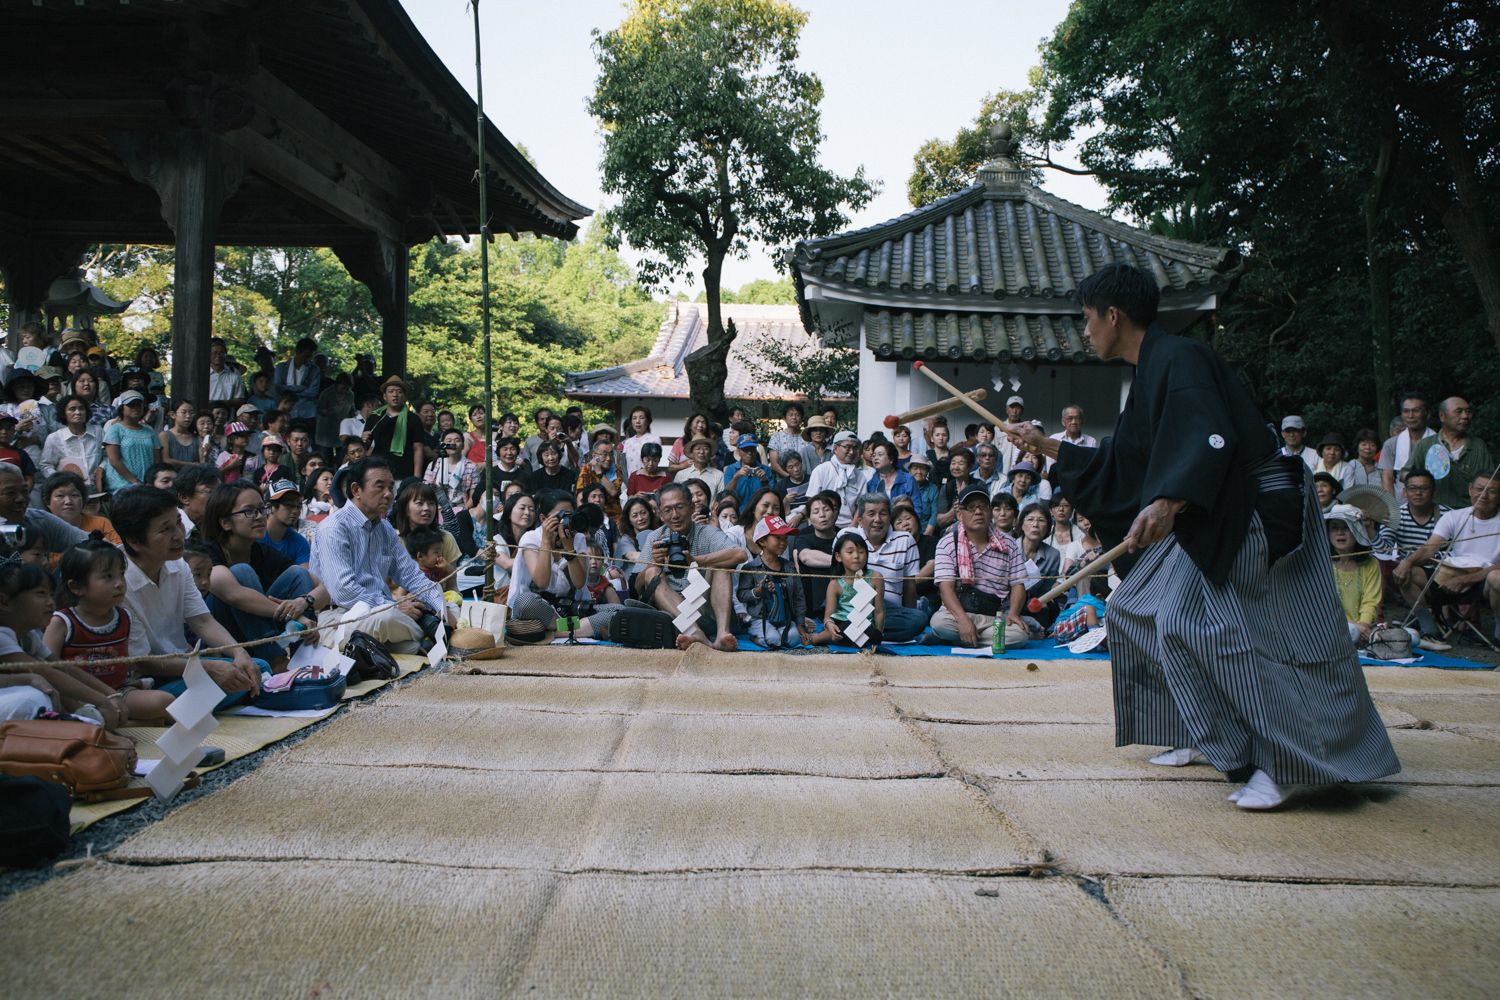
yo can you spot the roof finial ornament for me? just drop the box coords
[986,122,1017,158]
[980,121,1027,188]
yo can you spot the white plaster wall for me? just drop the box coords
[859,359,1127,443]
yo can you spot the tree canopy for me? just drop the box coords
[905,0,1498,440]
[588,0,875,421]
[1031,0,1500,437]
[84,220,662,423]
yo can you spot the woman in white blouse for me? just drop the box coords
[40,396,104,492]
[619,404,661,478]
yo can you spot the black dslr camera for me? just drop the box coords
[663,529,691,578]
[556,501,605,536]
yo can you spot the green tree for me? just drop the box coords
[907,85,1046,208]
[588,0,876,422]
[1033,0,1500,437]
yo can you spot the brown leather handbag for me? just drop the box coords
[0,719,141,801]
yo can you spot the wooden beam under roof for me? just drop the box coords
[220,125,405,242]
[0,100,177,133]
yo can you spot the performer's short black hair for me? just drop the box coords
[1076,262,1159,327]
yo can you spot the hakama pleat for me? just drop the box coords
[1107,482,1400,786]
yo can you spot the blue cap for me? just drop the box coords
[736,433,758,449]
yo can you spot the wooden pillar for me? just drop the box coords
[333,236,409,378]
[0,235,87,348]
[110,129,243,406]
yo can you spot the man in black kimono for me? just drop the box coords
[1005,263,1397,810]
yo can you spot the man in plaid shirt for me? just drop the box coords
[930,483,1029,648]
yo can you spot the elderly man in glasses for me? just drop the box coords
[929,483,1029,649]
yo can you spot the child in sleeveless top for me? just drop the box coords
[42,532,173,726]
[823,532,885,648]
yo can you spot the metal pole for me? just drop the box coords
[472,0,495,602]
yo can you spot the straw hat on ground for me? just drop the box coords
[449,627,506,659]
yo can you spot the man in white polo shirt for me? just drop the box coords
[1394,470,1500,644]
[850,491,928,642]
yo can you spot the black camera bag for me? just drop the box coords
[612,607,680,649]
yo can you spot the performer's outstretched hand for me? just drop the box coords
[1126,498,1188,552]
[1002,422,1059,462]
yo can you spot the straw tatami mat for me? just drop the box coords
[989,780,1500,884]
[876,656,1112,687]
[114,762,595,869]
[1107,876,1500,1000]
[284,704,630,771]
[69,711,340,833]
[1361,666,1500,694]
[671,644,880,683]
[890,682,1117,723]
[609,712,943,777]
[381,672,896,719]
[0,860,559,1000]
[378,673,651,714]
[921,722,1500,786]
[0,863,1185,1000]
[116,763,1042,873]
[519,871,1182,1000]
[634,675,897,718]
[285,703,940,777]
[1373,692,1500,726]
[455,644,674,678]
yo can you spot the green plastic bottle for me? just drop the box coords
[992,614,1005,657]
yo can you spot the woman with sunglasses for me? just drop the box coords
[199,483,331,665]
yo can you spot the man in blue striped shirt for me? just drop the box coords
[311,456,450,650]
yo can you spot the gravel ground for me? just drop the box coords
[0,662,442,904]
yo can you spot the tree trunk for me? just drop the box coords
[1365,120,1397,433]
[685,255,734,425]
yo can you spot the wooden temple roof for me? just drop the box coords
[791,144,1239,364]
[0,0,590,247]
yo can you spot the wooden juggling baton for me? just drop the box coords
[910,361,1011,429]
[1027,539,1131,613]
[883,388,988,430]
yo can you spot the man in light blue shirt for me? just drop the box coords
[273,337,322,421]
[311,456,451,650]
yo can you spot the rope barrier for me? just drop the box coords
[0,563,461,674]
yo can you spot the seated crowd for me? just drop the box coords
[0,322,1493,732]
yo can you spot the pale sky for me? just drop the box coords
[402,0,1109,293]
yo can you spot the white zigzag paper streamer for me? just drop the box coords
[146,648,224,802]
[843,578,877,647]
[671,568,710,634]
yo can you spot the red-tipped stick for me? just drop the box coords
[1027,539,1132,612]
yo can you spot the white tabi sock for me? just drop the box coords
[1148,747,1206,767]
[1233,769,1303,810]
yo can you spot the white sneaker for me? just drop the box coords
[1233,769,1303,810]
[1418,636,1453,652]
[1149,747,1206,767]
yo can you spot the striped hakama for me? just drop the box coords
[1108,470,1400,786]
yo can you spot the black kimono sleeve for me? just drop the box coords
[1058,325,1276,586]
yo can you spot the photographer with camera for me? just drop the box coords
[632,482,747,651]
[505,489,623,644]
[724,432,773,508]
